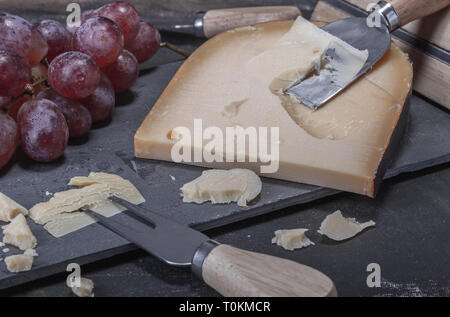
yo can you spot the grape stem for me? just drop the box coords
[160,42,192,57]
[1,78,48,111]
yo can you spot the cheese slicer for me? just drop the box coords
[287,0,450,110]
[85,196,337,297]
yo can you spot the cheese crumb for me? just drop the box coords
[0,193,28,222]
[181,169,262,207]
[71,277,94,297]
[2,214,37,250]
[24,248,38,257]
[4,251,34,272]
[169,175,176,181]
[272,229,314,250]
[3,248,10,253]
[318,210,375,241]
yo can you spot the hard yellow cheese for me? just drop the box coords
[135,18,412,197]
[29,172,145,238]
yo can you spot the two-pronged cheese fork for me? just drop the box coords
[85,196,336,297]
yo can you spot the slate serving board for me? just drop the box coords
[0,58,449,289]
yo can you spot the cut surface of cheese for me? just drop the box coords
[29,172,145,238]
[4,251,35,273]
[71,277,94,297]
[221,99,248,118]
[249,17,368,95]
[181,169,262,207]
[318,210,375,241]
[272,229,314,250]
[2,214,37,250]
[0,193,28,222]
[135,18,412,197]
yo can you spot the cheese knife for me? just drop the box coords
[287,0,450,110]
[157,6,301,38]
[85,196,337,297]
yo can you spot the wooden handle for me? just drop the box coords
[201,244,337,297]
[202,6,301,38]
[389,0,450,26]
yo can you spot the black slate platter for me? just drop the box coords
[0,152,146,289]
[0,59,449,289]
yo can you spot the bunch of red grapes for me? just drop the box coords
[0,1,161,168]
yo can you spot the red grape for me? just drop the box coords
[73,17,124,67]
[67,9,95,34]
[28,27,48,67]
[125,22,160,64]
[48,51,101,99]
[7,94,31,121]
[36,20,72,62]
[0,96,11,107]
[93,2,140,45]
[0,112,18,169]
[0,49,30,97]
[81,73,115,122]
[37,89,92,138]
[0,13,32,58]
[18,98,69,162]
[102,50,139,93]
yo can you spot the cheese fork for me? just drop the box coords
[85,196,336,297]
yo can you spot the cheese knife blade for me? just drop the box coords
[287,0,450,110]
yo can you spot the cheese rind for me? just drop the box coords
[2,214,37,250]
[0,193,28,222]
[318,210,375,241]
[272,229,314,250]
[135,19,412,197]
[181,169,262,207]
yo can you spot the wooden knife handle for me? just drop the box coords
[389,0,450,26]
[199,244,337,297]
[202,6,301,38]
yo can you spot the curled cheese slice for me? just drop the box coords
[318,210,375,241]
[181,168,262,207]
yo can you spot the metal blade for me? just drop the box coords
[85,199,209,267]
[287,17,390,110]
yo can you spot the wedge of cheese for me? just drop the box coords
[135,17,412,197]
[0,193,28,222]
[29,172,145,238]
